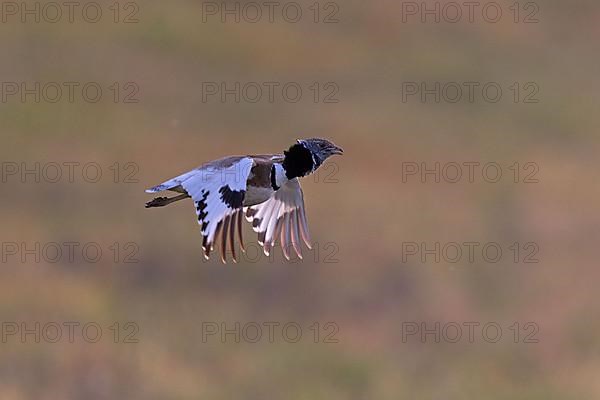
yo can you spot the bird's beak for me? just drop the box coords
[332,146,344,156]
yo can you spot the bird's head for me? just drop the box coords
[297,138,343,167]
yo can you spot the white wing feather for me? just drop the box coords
[146,157,253,262]
[245,178,311,259]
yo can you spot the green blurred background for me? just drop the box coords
[1,0,599,398]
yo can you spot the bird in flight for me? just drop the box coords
[145,138,343,263]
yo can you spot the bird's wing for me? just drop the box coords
[245,178,311,259]
[148,156,253,262]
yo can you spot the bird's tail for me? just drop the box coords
[145,193,190,208]
[145,197,170,208]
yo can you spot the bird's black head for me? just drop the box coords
[297,138,343,167]
[283,138,343,179]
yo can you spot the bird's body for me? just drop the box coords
[145,138,343,263]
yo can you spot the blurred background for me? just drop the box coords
[1,0,599,398]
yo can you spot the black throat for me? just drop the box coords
[282,143,315,179]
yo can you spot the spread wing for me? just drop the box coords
[146,156,253,262]
[245,178,311,259]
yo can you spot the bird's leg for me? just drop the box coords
[145,193,190,208]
